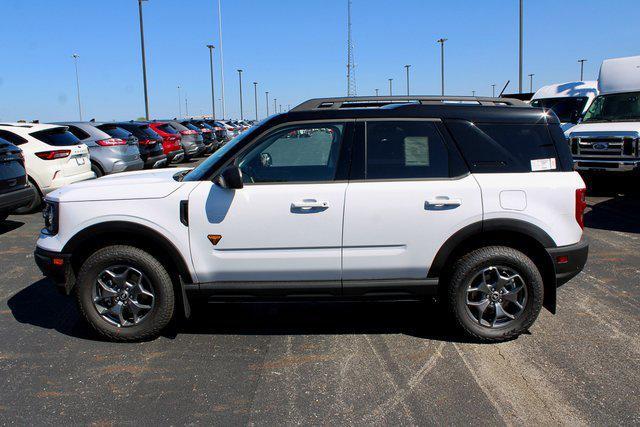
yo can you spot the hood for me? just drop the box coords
[567,121,640,138]
[47,168,190,203]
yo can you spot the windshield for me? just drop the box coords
[583,92,640,122]
[530,97,588,123]
[182,123,264,181]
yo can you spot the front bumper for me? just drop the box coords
[0,186,34,214]
[546,238,589,286]
[34,246,74,294]
[574,159,640,173]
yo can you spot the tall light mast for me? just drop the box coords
[346,0,356,96]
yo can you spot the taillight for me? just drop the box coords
[95,138,126,146]
[202,128,212,133]
[138,139,155,145]
[180,130,198,135]
[214,127,223,131]
[35,150,71,160]
[575,188,587,229]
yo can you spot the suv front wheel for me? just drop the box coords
[76,245,175,341]
[448,246,543,342]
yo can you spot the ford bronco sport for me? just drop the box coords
[35,96,588,342]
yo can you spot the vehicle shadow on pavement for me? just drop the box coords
[0,219,24,236]
[7,278,94,340]
[8,279,487,344]
[585,195,640,234]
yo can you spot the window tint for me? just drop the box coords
[31,127,81,146]
[181,122,201,132]
[138,126,161,140]
[0,130,28,146]
[65,125,91,140]
[157,124,178,134]
[530,97,588,122]
[237,124,344,183]
[446,120,559,173]
[365,121,450,179]
[97,125,132,139]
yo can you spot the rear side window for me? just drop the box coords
[364,121,459,179]
[445,121,561,173]
[157,124,178,134]
[181,122,201,132]
[139,126,161,140]
[0,130,28,146]
[31,127,81,146]
[97,125,132,139]
[66,125,91,140]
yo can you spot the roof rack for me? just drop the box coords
[291,96,527,111]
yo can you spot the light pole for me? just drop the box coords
[279,104,282,113]
[404,65,411,95]
[518,0,523,93]
[217,0,226,119]
[137,0,150,119]
[472,90,476,97]
[388,78,393,96]
[206,44,216,119]
[528,73,534,93]
[274,98,277,115]
[578,59,587,81]
[375,88,379,96]
[437,38,447,96]
[185,93,189,117]
[253,82,258,121]
[492,84,496,97]
[177,85,182,118]
[265,91,270,116]
[237,69,243,120]
[71,54,82,121]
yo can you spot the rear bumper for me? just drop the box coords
[546,238,589,286]
[0,186,34,213]
[105,158,144,174]
[34,246,74,294]
[143,153,168,169]
[167,149,185,164]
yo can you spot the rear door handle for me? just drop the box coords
[291,200,329,210]
[425,197,462,209]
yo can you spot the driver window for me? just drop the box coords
[237,124,344,183]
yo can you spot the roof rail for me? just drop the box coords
[291,96,527,111]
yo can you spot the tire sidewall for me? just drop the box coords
[76,246,174,340]
[452,248,543,341]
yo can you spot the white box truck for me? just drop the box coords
[530,81,598,133]
[567,55,640,174]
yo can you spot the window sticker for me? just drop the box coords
[530,158,557,171]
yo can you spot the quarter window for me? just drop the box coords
[237,124,344,183]
[365,121,451,179]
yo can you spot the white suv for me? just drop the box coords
[0,123,95,211]
[34,97,589,342]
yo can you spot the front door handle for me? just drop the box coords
[425,197,462,209]
[291,200,329,210]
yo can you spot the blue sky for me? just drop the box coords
[1,0,639,122]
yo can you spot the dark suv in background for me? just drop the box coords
[113,122,167,169]
[0,138,33,221]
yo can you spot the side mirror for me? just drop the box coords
[215,165,244,189]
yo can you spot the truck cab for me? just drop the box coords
[530,81,598,133]
[568,55,640,175]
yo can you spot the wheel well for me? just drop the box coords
[90,161,104,175]
[433,230,557,313]
[27,176,43,196]
[63,222,193,314]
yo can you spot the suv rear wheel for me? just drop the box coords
[76,245,175,341]
[448,246,543,342]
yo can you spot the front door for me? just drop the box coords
[188,122,352,286]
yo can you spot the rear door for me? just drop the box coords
[342,119,482,288]
[30,127,92,177]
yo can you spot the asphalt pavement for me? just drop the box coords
[1,168,639,425]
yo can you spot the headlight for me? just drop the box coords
[42,201,59,235]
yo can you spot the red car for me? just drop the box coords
[148,122,185,164]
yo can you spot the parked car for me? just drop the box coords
[0,123,94,212]
[530,81,598,133]
[220,121,239,138]
[54,122,144,177]
[567,55,640,176]
[34,96,588,342]
[0,138,34,221]
[157,120,205,159]
[147,122,185,164]
[188,119,222,151]
[112,122,167,169]
[178,120,215,154]
[203,120,231,143]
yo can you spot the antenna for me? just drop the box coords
[499,80,510,97]
[346,0,356,96]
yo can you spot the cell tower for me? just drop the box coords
[346,0,356,96]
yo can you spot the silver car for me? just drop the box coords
[56,122,144,177]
